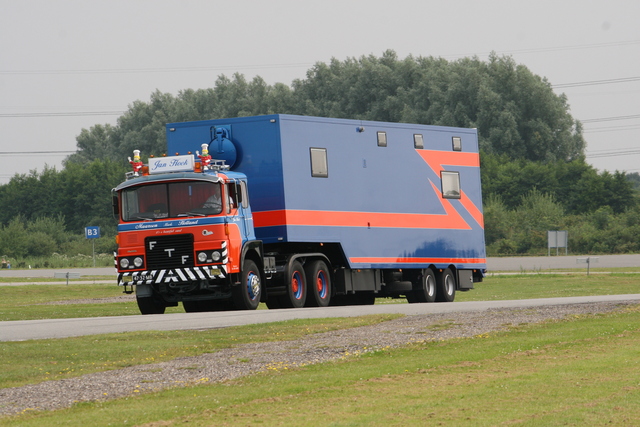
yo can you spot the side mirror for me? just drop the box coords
[112,195,119,217]
[235,185,243,205]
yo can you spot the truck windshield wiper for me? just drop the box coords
[177,212,206,217]
[132,216,154,221]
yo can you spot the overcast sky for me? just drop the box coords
[1,0,639,184]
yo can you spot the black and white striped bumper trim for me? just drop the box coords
[118,266,227,286]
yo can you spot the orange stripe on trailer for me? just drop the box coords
[254,199,471,231]
[418,149,484,228]
[349,256,487,265]
[459,190,484,229]
[417,150,480,174]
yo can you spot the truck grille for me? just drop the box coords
[145,234,194,269]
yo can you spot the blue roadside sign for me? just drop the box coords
[85,226,101,239]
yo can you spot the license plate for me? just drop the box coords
[130,274,154,282]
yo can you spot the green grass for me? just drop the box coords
[0,284,174,321]
[0,276,113,283]
[0,315,401,389]
[457,272,640,301]
[4,305,640,426]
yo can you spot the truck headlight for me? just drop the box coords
[198,252,208,263]
[211,251,221,261]
[120,258,130,269]
[133,257,143,268]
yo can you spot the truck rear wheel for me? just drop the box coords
[305,260,331,307]
[436,268,456,302]
[280,260,306,308]
[232,259,261,310]
[136,296,166,315]
[408,268,436,303]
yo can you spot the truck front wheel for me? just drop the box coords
[436,268,456,302]
[232,259,261,310]
[305,260,331,307]
[136,296,166,315]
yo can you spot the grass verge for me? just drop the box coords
[4,305,640,426]
[0,314,401,389]
[458,272,640,301]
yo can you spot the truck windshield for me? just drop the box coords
[121,181,223,221]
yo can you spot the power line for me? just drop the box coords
[0,151,75,155]
[586,147,640,159]
[2,39,639,77]
[0,63,312,76]
[553,76,640,89]
[444,39,640,59]
[581,114,640,124]
[0,111,124,118]
[583,125,640,134]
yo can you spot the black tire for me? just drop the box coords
[330,292,375,306]
[408,268,436,303]
[305,260,331,307]
[183,300,232,312]
[232,259,261,310]
[353,292,376,305]
[265,297,282,310]
[436,268,456,302]
[279,260,307,308]
[136,296,166,315]
[183,300,203,313]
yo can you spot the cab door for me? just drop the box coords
[226,179,254,242]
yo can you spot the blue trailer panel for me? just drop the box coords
[167,114,486,272]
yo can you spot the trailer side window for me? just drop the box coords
[377,131,387,147]
[414,134,424,149]
[441,171,461,199]
[452,136,462,151]
[310,147,328,178]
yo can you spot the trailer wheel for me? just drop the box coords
[436,268,456,302]
[408,268,436,303]
[305,260,331,307]
[232,259,261,310]
[136,296,166,315]
[280,260,306,308]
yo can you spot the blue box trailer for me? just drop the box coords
[163,114,486,307]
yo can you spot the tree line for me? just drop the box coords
[0,50,637,262]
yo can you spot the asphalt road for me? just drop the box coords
[487,254,640,271]
[1,255,639,342]
[3,294,640,342]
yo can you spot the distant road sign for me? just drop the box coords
[85,226,100,239]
